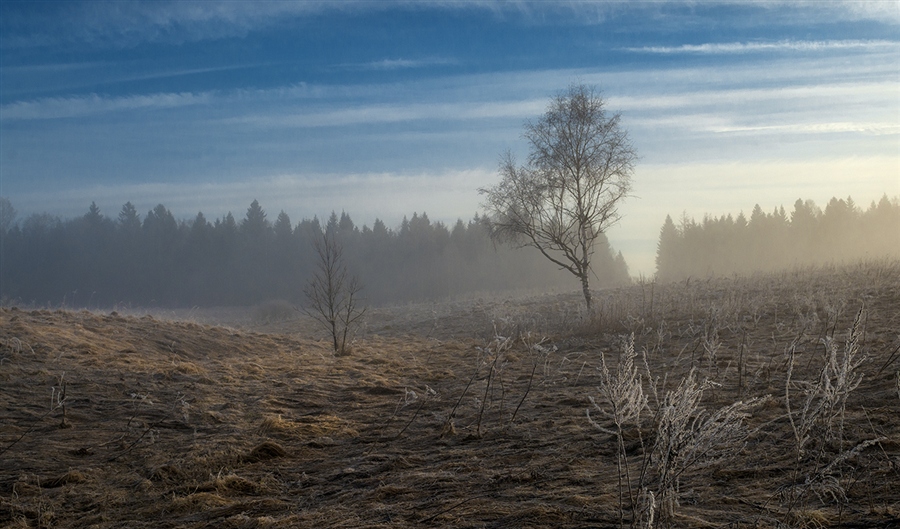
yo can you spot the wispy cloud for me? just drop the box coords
[709,122,900,136]
[608,81,897,112]
[1,61,268,98]
[338,57,459,71]
[1,1,497,50]
[625,39,900,54]
[1,91,211,120]
[0,61,112,74]
[228,99,546,128]
[4,1,897,50]
[1,1,336,49]
[1,82,544,124]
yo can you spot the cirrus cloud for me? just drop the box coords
[625,39,900,54]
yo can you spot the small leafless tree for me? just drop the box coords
[480,83,637,311]
[303,229,366,355]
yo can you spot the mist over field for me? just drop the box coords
[1,192,897,312]
[0,198,632,308]
[655,195,900,281]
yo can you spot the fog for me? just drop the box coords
[0,198,629,309]
[2,194,897,311]
[655,195,900,281]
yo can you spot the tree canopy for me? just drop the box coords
[480,83,637,310]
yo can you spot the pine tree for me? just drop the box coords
[273,211,293,242]
[241,199,269,239]
[117,202,141,237]
[656,214,679,281]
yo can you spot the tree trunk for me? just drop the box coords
[580,273,592,312]
[331,319,339,353]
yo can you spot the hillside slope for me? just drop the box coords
[2,263,899,528]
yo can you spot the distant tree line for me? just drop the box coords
[0,198,630,308]
[655,195,900,281]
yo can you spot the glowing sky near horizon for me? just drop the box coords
[1,1,898,276]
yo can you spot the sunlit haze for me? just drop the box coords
[2,1,898,276]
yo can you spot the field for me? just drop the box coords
[2,262,899,528]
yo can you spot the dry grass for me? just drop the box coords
[1,261,899,528]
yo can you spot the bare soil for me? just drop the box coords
[2,262,899,528]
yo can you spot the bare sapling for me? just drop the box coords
[303,228,366,355]
[737,330,747,398]
[0,371,72,457]
[700,310,722,379]
[509,332,553,427]
[442,347,483,438]
[875,341,900,375]
[52,373,69,429]
[394,386,437,440]
[474,333,513,437]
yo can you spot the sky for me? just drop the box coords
[1,0,898,277]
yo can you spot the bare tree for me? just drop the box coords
[303,228,366,355]
[480,83,636,311]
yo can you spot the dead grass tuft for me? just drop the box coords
[212,473,263,495]
[242,441,288,463]
[258,414,296,434]
[167,491,232,515]
[784,508,831,529]
[38,470,86,488]
[149,464,187,482]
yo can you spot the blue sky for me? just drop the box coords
[1,1,898,276]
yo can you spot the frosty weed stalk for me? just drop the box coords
[590,334,766,529]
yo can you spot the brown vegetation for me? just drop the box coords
[2,261,899,528]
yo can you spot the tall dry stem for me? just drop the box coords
[648,370,762,527]
[780,308,878,525]
[786,308,866,460]
[588,333,648,527]
[591,336,763,529]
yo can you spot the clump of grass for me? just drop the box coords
[167,491,232,515]
[785,308,866,458]
[38,470,86,488]
[3,336,33,357]
[258,414,296,434]
[646,370,764,528]
[590,335,766,528]
[781,308,881,522]
[242,441,288,463]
